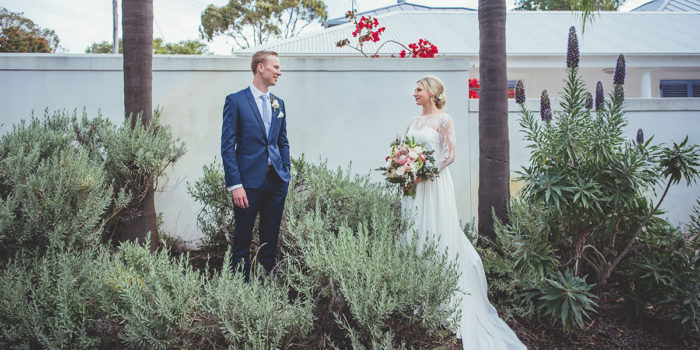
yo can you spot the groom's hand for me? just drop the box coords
[232,187,249,208]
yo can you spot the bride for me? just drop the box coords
[401,76,526,350]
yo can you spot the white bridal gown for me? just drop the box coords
[402,113,526,350]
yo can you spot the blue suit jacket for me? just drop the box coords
[221,87,291,189]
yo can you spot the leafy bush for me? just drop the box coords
[104,238,312,349]
[0,247,111,349]
[630,202,700,335]
[493,26,700,332]
[202,253,313,349]
[0,109,185,260]
[0,113,112,260]
[104,239,205,350]
[475,215,535,320]
[187,161,234,250]
[284,156,408,236]
[524,269,597,331]
[278,158,461,348]
[190,157,462,348]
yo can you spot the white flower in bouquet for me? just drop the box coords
[396,166,406,176]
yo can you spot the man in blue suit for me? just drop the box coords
[221,51,290,281]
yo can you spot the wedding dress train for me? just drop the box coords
[402,113,526,350]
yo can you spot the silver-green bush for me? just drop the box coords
[0,114,112,260]
[0,247,111,349]
[0,109,185,260]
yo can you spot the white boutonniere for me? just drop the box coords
[271,97,280,112]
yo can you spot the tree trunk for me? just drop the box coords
[118,0,157,248]
[477,0,509,241]
[113,0,119,54]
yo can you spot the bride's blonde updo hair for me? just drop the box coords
[417,76,446,110]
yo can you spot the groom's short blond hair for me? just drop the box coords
[251,51,279,75]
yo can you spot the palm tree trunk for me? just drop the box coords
[119,0,157,248]
[477,0,509,240]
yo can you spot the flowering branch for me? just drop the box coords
[335,10,438,58]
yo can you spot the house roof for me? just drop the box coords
[242,11,700,58]
[325,1,475,27]
[632,0,700,12]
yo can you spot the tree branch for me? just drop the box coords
[611,177,673,272]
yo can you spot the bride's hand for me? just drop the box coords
[413,176,423,185]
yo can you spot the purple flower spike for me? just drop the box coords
[566,26,579,69]
[614,85,625,102]
[515,80,526,105]
[595,81,604,112]
[543,107,552,122]
[540,90,552,121]
[613,54,626,85]
[636,128,644,145]
[585,92,593,109]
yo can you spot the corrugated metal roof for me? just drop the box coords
[242,11,700,56]
[633,0,700,11]
[325,2,475,27]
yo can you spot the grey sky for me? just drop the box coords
[0,0,649,54]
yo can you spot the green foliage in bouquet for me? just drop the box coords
[490,26,700,332]
[0,109,185,261]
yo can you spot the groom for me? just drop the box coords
[221,50,290,281]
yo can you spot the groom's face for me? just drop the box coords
[258,56,282,87]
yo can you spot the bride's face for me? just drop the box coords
[413,82,432,107]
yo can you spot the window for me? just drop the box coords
[660,80,700,98]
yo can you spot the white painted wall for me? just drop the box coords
[0,54,470,244]
[467,98,700,228]
[1,54,698,244]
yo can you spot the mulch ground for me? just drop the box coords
[509,286,700,350]
[177,247,699,350]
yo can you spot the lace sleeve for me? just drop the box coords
[436,114,456,170]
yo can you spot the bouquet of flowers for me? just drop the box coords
[378,136,439,197]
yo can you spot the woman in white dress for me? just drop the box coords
[402,76,526,350]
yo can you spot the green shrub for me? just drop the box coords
[0,114,112,260]
[0,109,185,260]
[514,29,699,288]
[202,253,313,349]
[104,239,205,350]
[284,156,409,237]
[96,111,186,237]
[524,269,597,331]
[187,161,233,250]
[276,158,461,348]
[284,212,460,346]
[630,202,700,335]
[0,247,111,349]
[496,25,700,333]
